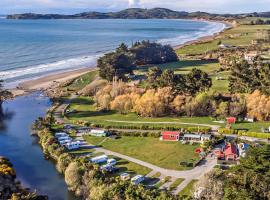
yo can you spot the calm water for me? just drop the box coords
[0,92,75,200]
[0,19,226,86]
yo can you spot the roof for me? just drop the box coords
[184,134,201,139]
[162,131,180,135]
[225,143,237,155]
[201,134,212,138]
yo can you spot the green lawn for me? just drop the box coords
[83,136,200,170]
[178,179,198,199]
[169,178,185,191]
[232,121,270,132]
[67,70,99,91]
[177,22,270,55]
[110,156,151,176]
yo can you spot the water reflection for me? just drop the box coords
[0,92,76,200]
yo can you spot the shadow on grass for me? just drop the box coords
[68,110,117,118]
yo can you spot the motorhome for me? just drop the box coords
[90,155,108,164]
[131,175,144,185]
[65,141,81,150]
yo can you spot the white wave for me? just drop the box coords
[0,54,102,81]
[158,21,227,46]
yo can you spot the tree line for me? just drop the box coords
[229,60,270,95]
[98,41,178,81]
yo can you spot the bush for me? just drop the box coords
[218,128,236,135]
[115,131,161,138]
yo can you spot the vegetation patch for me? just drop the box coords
[168,178,185,191]
[178,179,198,199]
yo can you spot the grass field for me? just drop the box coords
[177,20,270,56]
[110,156,151,176]
[83,136,200,170]
[178,179,198,199]
[67,70,99,91]
[169,178,185,191]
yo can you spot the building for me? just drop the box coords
[183,134,201,142]
[224,143,238,161]
[161,131,181,141]
[89,129,110,137]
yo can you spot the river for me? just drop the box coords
[0,92,76,200]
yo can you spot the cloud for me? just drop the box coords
[129,0,141,7]
[1,0,270,14]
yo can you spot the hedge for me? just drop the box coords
[72,120,211,133]
[238,131,270,139]
[218,128,237,135]
[115,131,161,138]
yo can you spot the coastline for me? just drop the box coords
[10,67,94,96]
[8,19,231,97]
[173,19,233,50]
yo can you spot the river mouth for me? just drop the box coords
[0,92,75,200]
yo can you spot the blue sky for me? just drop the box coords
[1,0,270,14]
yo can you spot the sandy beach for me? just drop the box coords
[10,67,93,96]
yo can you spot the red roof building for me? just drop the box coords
[226,117,236,124]
[224,143,238,160]
[161,131,180,141]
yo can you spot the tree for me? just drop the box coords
[0,80,12,106]
[158,69,175,88]
[185,69,212,95]
[146,67,162,88]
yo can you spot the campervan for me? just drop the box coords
[131,175,144,185]
[90,155,108,164]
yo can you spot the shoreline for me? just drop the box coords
[8,19,232,97]
[10,67,94,96]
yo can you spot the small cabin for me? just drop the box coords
[225,143,238,161]
[161,131,180,141]
[89,129,110,137]
[120,173,130,181]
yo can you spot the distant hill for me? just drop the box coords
[6,8,270,20]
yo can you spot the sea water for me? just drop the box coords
[0,19,226,86]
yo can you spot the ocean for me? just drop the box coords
[0,19,226,87]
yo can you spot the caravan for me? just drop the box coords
[90,155,108,164]
[57,136,71,141]
[55,132,68,138]
[59,139,72,145]
[65,141,81,150]
[131,175,145,185]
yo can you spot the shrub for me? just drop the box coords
[218,128,236,135]
[238,131,270,139]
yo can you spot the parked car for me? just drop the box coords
[131,175,145,185]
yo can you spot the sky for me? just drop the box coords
[1,0,270,14]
